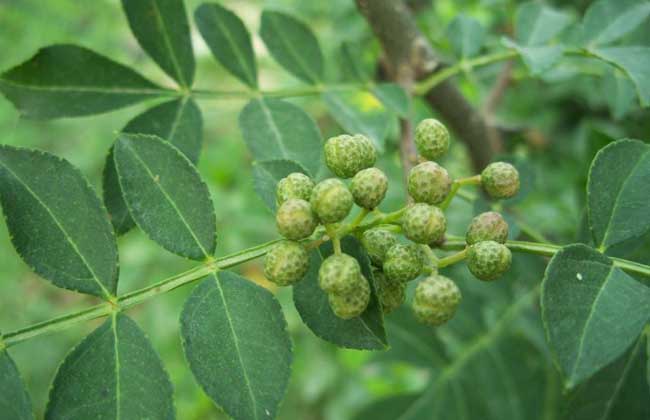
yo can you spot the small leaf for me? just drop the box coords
[293,236,387,350]
[591,47,650,107]
[515,1,572,46]
[0,45,165,119]
[582,0,650,46]
[195,3,257,88]
[587,139,650,250]
[447,14,486,58]
[541,244,650,388]
[239,97,322,176]
[339,41,370,82]
[103,97,203,235]
[114,134,216,260]
[181,272,292,420]
[372,83,410,117]
[503,38,565,74]
[45,313,175,419]
[0,348,33,420]
[252,159,309,212]
[121,0,195,87]
[260,10,323,84]
[0,145,118,298]
[602,70,637,120]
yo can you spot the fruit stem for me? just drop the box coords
[437,248,468,268]
[356,207,407,232]
[439,175,481,210]
[326,224,342,255]
[420,245,439,274]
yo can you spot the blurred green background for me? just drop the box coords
[0,0,648,418]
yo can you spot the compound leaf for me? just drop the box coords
[591,47,650,107]
[515,1,572,46]
[447,14,486,58]
[0,348,33,420]
[252,159,309,212]
[581,0,650,47]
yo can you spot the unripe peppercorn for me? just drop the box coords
[467,240,512,281]
[328,275,370,319]
[383,243,422,283]
[402,203,446,244]
[318,254,362,294]
[414,118,450,160]
[466,211,508,245]
[324,134,376,178]
[264,240,310,286]
[361,227,398,266]
[276,172,314,206]
[413,275,462,326]
[310,178,354,223]
[481,162,520,199]
[350,167,388,209]
[276,198,317,240]
[407,161,452,205]
[374,270,406,314]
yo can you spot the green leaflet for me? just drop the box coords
[339,41,370,83]
[0,45,166,119]
[581,0,650,46]
[371,83,411,118]
[239,97,323,177]
[0,348,33,420]
[293,236,388,350]
[45,313,175,419]
[503,38,565,75]
[602,70,637,120]
[590,47,650,107]
[587,139,650,250]
[114,134,216,260]
[121,0,195,87]
[514,1,572,46]
[252,159,309,212]
[541,244,650,388]
[104,97,203,235]
[180,272,292,420]
[260,10,323,84]
[0,145,118,299]
[195,3,257,88]
[447,14,486,58]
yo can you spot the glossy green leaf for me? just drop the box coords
[252,159,309,212]
[591,47,650,107]
[515,1,572,46]
[587,139,650,250]
[195,3,257,88]
[0,145,118,299]
[0,348,33,420]
[103,97,203,235]
[0,45,165,119]
[602,70,637,120]
[180,272,292,420]
[541,244,650,388]
[121,0,195,87]
[293,236,387,350]
[113,134,216,260]
[239,97,322,176]
[447,14,485,58]
[372,83,410,117]
[582,0,650,46]
[504,38,565,74]
[45,313,175,419]
[260,10,323,84]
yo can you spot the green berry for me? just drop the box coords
[402,203,446,244]
[328,275,371,319]
[318,254,362,294]
[264,240,310,286]
[276,172,314,206]
[361,227,398,266]
[310,178,353,223]
[276,198,317,240]
[467,240,512,281]
[414,118,450,160]
[466,211,508,245]
[407,161,452,205]
[413,275,461,326]
[481,162,520,199]
[383,243,422,283]
[374,270,406,314]
[324,134,376,178]
[350,167,388,209]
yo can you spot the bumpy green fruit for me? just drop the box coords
[319,254,362,294]
[264,240,310,286]
[276,198,317,240]
[466,211,508,245]
[324,134,376,178]
[413,275,461,326]
[361,227,397,266]
[402,203,446,244]
[383,243,422,283]
[276,172,314,206]
[350,167,388,209]
[374,270,406,314]
[467,240,512,281]
[407,161,452,205]
[328,275,371,319]
[310,178,353,223]
[481,162,520,199]
[414,118,450,160]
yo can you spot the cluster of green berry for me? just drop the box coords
[264,119,520,327]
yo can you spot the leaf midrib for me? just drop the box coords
[111,314,121,420]
[258,99,290,158]
[0,78,165,95]
[149,0,188,87]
